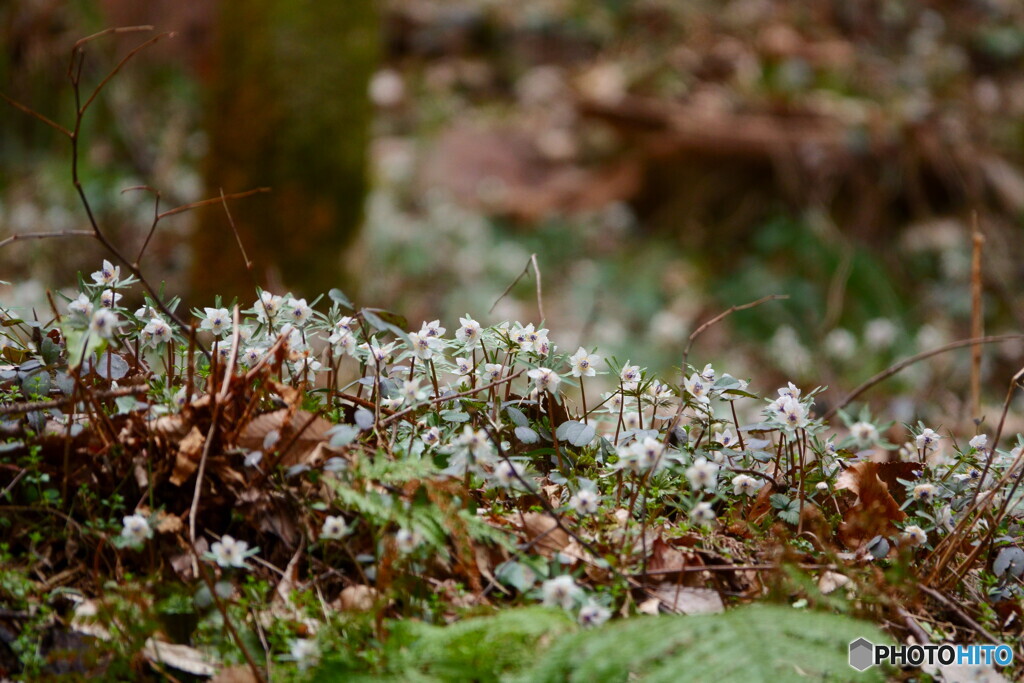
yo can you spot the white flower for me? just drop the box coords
[602,391,624,414]
[482,363,503,382]
[210,535,250,568]
[362,338,396,365]
[290,638,320,671]
[969,434,988,451]
[777,382,801,399]
[912,483,938,503]
[173,387,191,410]
[902,525,927,547]
[399,379,425,404]
[622,412,641,432]
[916,428,941,451]
[683,372,710,403]
[619,363,641,388]
[528,367,561,394]
[68,292,94,318]
[142,317,173,347]
[407,331,439,360]
[320,515,349,540]
[334,315,356,333]
[937,505,954,530]
[254,291,283,323]
[541,575,580,609]
[458,426,492,458]
[685,458,718,491]
[569,489,600,515]
[732,474,760,496]
[120,514,152,547]
[421,426,441,447]
[286,297,313,326]
[850,421,879,445]
[494,460,524,487]
[578,603,610,627]
[690,501,716,526]
[331,330,357,356]
[568,347,599,378]
[89,309,118,339]
[240,346,264,366]
[865,318,898,350]
[632,437,664,468]
[824,328,857,360]
[713,428,737,449]
[395,528,423,554]
[293,358,322,382]
[645,380,674,408]
[100,289,122,309]
[455,315,482,347]
[201,307,232,337]
[419,320,446,339]
[815,481,829,492]
[454,357,473,376]
[773,396,807,430]
[510,323,535,351]
[533,331,551,356]
[91,259,120,286]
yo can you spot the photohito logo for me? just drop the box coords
[849,637,1013,671]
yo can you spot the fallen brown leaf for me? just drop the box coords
[170,426,205,486]
[238,409,334,467]
[837,461,907,547]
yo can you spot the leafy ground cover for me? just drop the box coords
[0,260,1022,680]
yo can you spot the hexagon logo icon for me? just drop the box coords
[849,637,874,671]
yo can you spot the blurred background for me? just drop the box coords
[3,0,1024,423]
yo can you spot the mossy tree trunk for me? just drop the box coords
[192,0,377,303]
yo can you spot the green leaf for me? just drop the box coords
[517,604,891,683]
[389,607,575,681]
[361,308,410,345]
[506,406,529,428]
[495,560,535,592]
[555,421,596,447]
[328,424,360,447]
[61,323,104,368]
[514,426,540,444]
[40,337,61,366]
[329,288,354,309]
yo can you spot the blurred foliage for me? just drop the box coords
[4,0,1024,421]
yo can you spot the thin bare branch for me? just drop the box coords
[969,212,984,420]
[79,32,176,116]
[158,187,271,220]
[189,307,241,550]
[0,230,94,250]
[124,186,162,265]
[0,93,72,137]
[0,385,149,416]
[531,253,545,321]
[823,334,1024,421]
[489,253,545,320]
[682,294,788,372]
[71,25,155,52]
[220,187,263,292]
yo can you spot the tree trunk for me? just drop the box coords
[192,0,377,303]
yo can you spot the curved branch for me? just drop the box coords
[823,334,1024,421]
